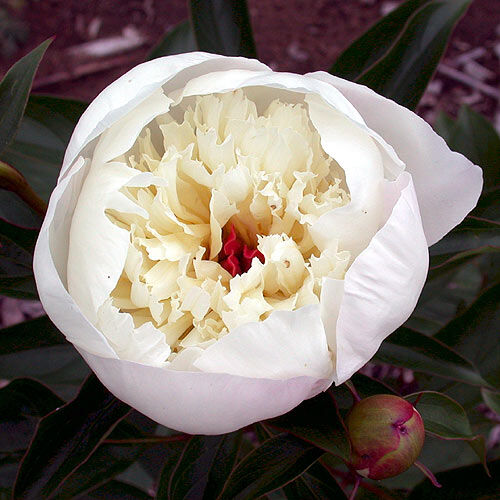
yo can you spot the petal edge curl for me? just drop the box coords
[308,71,483,246]
[80,349,331,435]
[324,172,428,384]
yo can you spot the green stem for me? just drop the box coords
[103,434,190,445]
[414,461,441,488]
[346,380,361,403]
[0,159,47,216]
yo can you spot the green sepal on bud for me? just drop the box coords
[346,394,425,480]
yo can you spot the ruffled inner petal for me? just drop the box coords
[78,88,380,366]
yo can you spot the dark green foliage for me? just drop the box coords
[160,432,241,500]
[409,460,499,499]
[13,375,130,499]
[331,0,472,110]
[218,434,323,499]
[266,391,350,460]
[0,315,65,354]
[0,39,51,155]
[148,20,197,60]
[190,0,256,58]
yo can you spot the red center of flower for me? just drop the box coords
[219,225,265,277]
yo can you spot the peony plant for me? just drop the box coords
[33,52,482,434]
[2,1,497,496]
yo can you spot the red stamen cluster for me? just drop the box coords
[219,225,265,277]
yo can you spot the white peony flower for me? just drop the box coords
[34,53,482,434]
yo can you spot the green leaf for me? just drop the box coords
[265,391,350,460]
[0,456,20,500]
[0,190,42,229]
[0,276,38,299]
[283,462,346,499]
[0,97,83,230]
[376,327,488,387]
[405,391,487,469]
[1,95,87,202]
[409,459,499,499]
[427,218,500,279]
[0,221,33,275]
[189,0,256,58]
[0,95,85,228]
[360,0,471,109]
[0,315,65,355]
[332,374,397,412]
[434,106,500,195]
[430,222,500,260]
[435,282,500,388]
[0,39,52,155]
[433,110,455,144]
[148,440,186,498]
[21,95,86,142]
[481,388,500,415]
[0,378,64,452]
[164,432,242,500]
[412,258,483,333]
[429,246,499,277]
[81,480,152,499]
[434,106,499,226]
[219,433,323,500]
[350,373,398,398]
[330,0,429,81]
[0,217,38,252]
[0,220,38,299]
[148,20,197,60]
[0,159,46,216]
[0,378,63,419]
[0,345,88,399]
[332,0,472,110]
[253,421,273,443]
[13,375,130,499]
[50,421,147,499]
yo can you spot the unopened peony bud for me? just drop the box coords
[347,394,425,480]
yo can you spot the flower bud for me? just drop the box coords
[347,394,425,480]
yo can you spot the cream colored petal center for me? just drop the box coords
[102,89,351,362]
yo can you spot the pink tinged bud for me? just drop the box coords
[346,394,425,480]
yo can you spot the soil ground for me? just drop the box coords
[0,0,499,125]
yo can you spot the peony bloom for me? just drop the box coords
[34,53,482,434]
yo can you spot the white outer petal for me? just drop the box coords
[306,93,384,256]
[67,160,148,324]
[171,69,364,122]
[80,349,331,434]
[60,53,271,180]
[308,71,483,245]
[92,88,173,164]
[33,158,117,357]
[194,305,333,380]
[323,172,428,384]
